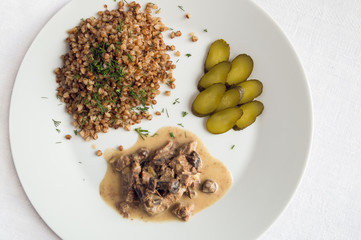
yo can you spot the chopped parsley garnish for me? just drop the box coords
[203,29,208,32]
[74,74,80,80]
[126,51,134,62]
[169,132,175,138]
[135,127,149,140]
[177,123,184,128]
[52,119,61,127]
[73,129,78,135]
[178,5,185,11]
[185,53,192,57]
[182,111,188,117]
[135,106,149,113]
[173,98,180,105]
[231,145,235,149]
[116,25,123,32]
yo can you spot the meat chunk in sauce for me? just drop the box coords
[172,203,194,221]
[113,141,202,220]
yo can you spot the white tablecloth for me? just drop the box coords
[1,0,361,239]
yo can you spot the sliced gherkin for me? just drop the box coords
[205,39,230,72]
[192,83,226,117]
[207,107,243,134]
[215,87,244,112]
[238,79,263,104]
[198,62,231,91]
[234,101,264,130]
[226,54,254,85]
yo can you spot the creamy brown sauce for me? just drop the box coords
[99,126,232,221]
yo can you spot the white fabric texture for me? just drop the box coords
[1,0,361,239]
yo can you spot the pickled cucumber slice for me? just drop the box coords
[226,54,254,85]
[205,39,230,72]
[192,83,226,116]
[215,87,244,112]
[238,79,263,104]
[198,62,231,91]
[207,107,243,134]
[234,101,264,130]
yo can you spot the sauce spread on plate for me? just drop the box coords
[100,126,232,221]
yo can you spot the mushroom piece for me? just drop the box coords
[202,179,218,193]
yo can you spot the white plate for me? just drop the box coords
[9,0,312,239]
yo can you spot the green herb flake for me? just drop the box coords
[56,128,61,133]
[185,53,192,57]
[81,18,85,21]
[203,29,208,32]
[126,51,134,62]
[182,111,188,117]
[74,74,80,80]
[231,145,235,150]
[166,108,169,118]
[184,131,187,138]
[55,141,62,144]
[177,123,184,128]
[151,133,159,137]
[155,8,161,14]
[136,106,149,113]
[52,119,61,127]
[169,132,175,138]
[135,127,149,140]
[173,98,180,105]
[74,129,78,135]
[176,59,180,63]
[178,5,185,11]
[116,25,123,32]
